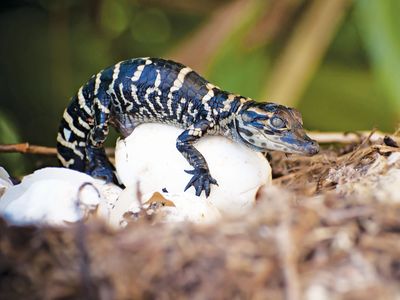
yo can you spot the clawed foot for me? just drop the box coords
[184,168,218,197]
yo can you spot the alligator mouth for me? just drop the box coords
[234,120,319,155]
[237,131,307,154]
[273,138,319,155]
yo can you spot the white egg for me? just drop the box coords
[115,124,272,216]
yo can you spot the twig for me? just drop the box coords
[276,214,300,300]
[307,130,398,144]
[0,143,57,155]
[0,143,115,156]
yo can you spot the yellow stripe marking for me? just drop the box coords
[63,110,85,138]
[78,87,92,115]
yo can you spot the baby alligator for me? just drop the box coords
[57,57,319,197]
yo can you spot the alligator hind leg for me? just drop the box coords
[86,92,118,183]
[86,146,117,182]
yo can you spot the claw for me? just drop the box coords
[184,169,196,175]
[195,184,202,197]
[183,168,218,197]
[184,171,198,192]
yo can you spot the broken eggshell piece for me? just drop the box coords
[0,167,13,198]
[0,167,121,226]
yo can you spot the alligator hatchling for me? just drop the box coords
[57,57,319,197]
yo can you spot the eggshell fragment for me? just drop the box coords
[0,167,13,198]
[0,167,121,226]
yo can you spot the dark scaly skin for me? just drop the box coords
[57,58,319,197]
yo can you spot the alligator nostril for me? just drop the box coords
[307,140,319,155]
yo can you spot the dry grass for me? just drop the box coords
[1,134,400,299]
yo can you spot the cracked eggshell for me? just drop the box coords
[115,124,272,216]
[108,185,221,228]
[0,167,121,226]
[151,192,221,224]
[0,167,13,198]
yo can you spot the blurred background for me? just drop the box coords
[1,0,400,176]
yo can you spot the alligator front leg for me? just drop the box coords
[176,119,218,197]
[86,92,118,183]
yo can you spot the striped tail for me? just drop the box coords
[56,95,92,172]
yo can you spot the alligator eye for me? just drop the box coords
[270,117,285,128]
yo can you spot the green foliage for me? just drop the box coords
[300,63,396,131]
[130,8,171,44]
[209,46,270,100]
[100,0,130,38]
[0,111,26,176]
[206,0,270,99]
[296,1,400,132]
[356,0,400,117]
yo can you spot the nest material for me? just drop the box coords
[1,134,400,299]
